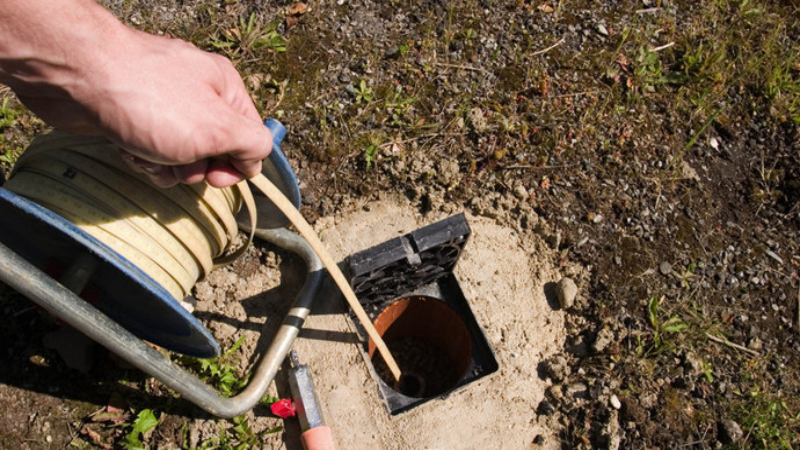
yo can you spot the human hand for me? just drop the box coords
[0,0,272,188]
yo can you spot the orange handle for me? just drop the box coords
[301,426,335,450]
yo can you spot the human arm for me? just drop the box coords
[0,0,271,188]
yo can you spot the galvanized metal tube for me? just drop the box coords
[0,227,323,418]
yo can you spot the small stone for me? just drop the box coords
[595,24,609,36]
[467,107,488,133]
[556,277,578,310]
[546,385,564,403]
[541,355,571,382]
[385,46,401,59]
[536,400,555,416]
[514,183,529,200]
[566,382,589,399]
[592,327,615,353]
[640,393,657,409]
[718,419,744,444]
[748,337,763,351]
[659,261,673,275]
[610,394,621,410]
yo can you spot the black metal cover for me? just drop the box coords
[346,213,470,306]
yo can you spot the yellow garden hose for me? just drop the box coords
[5,131,403,383]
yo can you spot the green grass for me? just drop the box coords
[731,391,800,449]
[209,13,286,62]
[182,336,249,398]
[637,295,690,358]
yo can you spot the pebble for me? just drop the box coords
[765,249,784,264]
[640,393,657,409]
[541,355,570,382]
[592,327,615,353]
[566,382,589,399]
[610,394,621,410]
[536,400,555,416]
[556,277,578,310]
[659,261,673,275]
[385,46,400,59]
[718,419,744,444]
[546,385,564,403]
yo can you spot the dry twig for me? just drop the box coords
[649,42,675,52]
[706,332,761,357]
[532,37,566,56]
[433,62,487,73]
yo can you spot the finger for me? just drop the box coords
[205,159,247,188]
[120,152,179,188]
[147,167,180,188]
[172,160,209,185]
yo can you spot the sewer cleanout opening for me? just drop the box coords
[369,295,472,399]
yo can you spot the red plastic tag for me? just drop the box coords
[270,398,296,418]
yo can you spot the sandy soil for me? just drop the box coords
[193,192,567,449]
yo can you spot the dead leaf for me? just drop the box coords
[617,53,629,71]
[80,426,113,450]
[90,410,130,425]
[389,140,404,154]
[537,3,555,13]
[287,2,309,15]
[285,3,309,30]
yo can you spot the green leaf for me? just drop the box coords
[223,336,247,358]
[132,409,159,435]
[661,317,689,333]
[647,296,660,328]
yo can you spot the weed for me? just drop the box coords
[638,296,689,357]
[700,360,713,383]
[194,414,282,450]
[671,262,697,290]
[364,139,380,171]
[122,409,159,450]
[210,13,286,60]
[353,80,373,104]
[183,336,248,397]
[733,391,800,449]
[385,92,417,128]
[0,140,23,165]
[0,98,19,130]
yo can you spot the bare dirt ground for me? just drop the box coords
[1,0,800,449]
